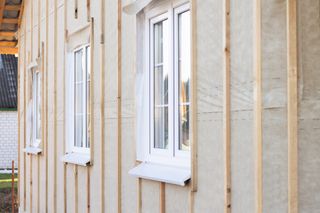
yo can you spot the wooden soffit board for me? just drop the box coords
[0,0,24,54]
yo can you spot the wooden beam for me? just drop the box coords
[0,46,17,54]
[287,0,298,212]
[0,41,17,47]
[223,0,231,212]
[3,18,19,24]
[5,4,21,11]
[0,31,16,37]
[0,0,6,26]
[18,1,25,28]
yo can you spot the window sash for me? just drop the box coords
[147,3,191,166]
[32,71,41,148]
[73,45,90,153]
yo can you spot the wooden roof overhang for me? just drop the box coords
[0,0,23,54]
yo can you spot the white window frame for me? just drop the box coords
[71,44,91,155]
[32,69,41,148]
[144,1,191,169]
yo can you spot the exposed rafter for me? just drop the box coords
[0,1,24,54]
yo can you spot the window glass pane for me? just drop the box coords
[75,115,83,147]
[153,19,169,149]
[86,46,91,148]
[74,49,84,148]
[154,106,168,149]
[178,10,191,151]
[75,49,83,82]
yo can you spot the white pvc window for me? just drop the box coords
[147,3,190,168]
[73,45,91,154]
[32,70,41,147]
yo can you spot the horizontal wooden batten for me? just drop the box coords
[3,18,18,24]
[0,46,17,54]
[5,4,21,11]
[0,31,15,37]
[0,41,17,47]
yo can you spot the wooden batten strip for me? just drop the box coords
[37,0,42,212]
[117,0,122,212]
[253,0,263,212]
[87,168,90,213]
[0,0,6,25]
[45,0,49,212]
[100,0,105,211]
[89,17,94,163]
[53,0,58,211]
[160,183,165,213]
[223,0,231,212]
[287,0,298,212]
[18,0,25,27]
[30,0,34,210]
[17,29,21,208]
[23,22,27,213]
[75,165,79,213]
[63,0,68,212]
[137,178,142,213]
[86,0,91,22]
[190,0,198,193]
[5,4,21,11]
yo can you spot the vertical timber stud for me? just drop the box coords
[287,0,298,212]
[100,0,106,211]
[53,0,58,210]
[223,0,231,212]
[30,0,34,210]
[160,183,165,213]
[253,0,263,212]
[17,29,21,208]
[88,16,94,213]
[189,0,198,210]
[117,0,122,212]
[37,0,42,212]
[40,42,45,213]
[23,19,26,212]
[45,0,49,212]
[190,0,198,192]
[63,0,68,212]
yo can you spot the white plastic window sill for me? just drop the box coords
[129,162,191,186]
[61,152,90,166]
[23,147,42,155]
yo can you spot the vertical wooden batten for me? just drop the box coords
[63,0,68,212]
[53,0,58,211]
[160,183,165,213]
[100,0,106,211]
[37,0,42,212]
[287,0,298,212]
[253,0,263,212]
[117,0,122,212]
[23,18,27,212]
[17,29,21,208]
[223,0,231,212]
[190,0,198,193]
[45,0,49,212]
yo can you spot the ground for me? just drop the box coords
[0,173,17,213]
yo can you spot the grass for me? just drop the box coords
[0,174,17,189]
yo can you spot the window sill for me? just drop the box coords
[129,162,190,186]
[23,147,42,155]
[61,152,90,166]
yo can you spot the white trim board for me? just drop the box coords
[61,152,90,166]
[129,162,191,186]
